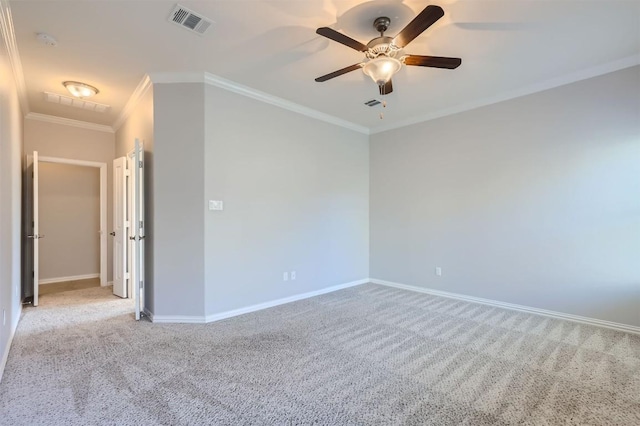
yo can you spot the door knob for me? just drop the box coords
[110,232,116,236]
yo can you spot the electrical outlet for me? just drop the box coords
[283,272,289,281]
[291,271,296,280]
[435,266,442,276]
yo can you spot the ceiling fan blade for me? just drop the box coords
[379,80,393,95]
[404,55,462,69]
[394,5,445,48]
[316,27,368,52]
[315,63,363,82]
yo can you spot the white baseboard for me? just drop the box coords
[0,304,21,383]
[151,278,370,324]
[104,281,113,287]
[371,279,640,335]
[39,273,100,285]
[142,308,154,322]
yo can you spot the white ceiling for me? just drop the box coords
[8,0,640,132]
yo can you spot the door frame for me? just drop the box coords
[38,156,108,286]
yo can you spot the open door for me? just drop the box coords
[130,139,145,320]
[28,151,42,306]
[112,157,128,298]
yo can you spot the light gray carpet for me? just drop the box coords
[1,284,639,425]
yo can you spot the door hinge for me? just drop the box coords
[139,221,143,229]
[140,280,144,289]
[139,161,143,168]
[32,271,34,278]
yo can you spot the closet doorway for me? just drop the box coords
[25,153,107,306]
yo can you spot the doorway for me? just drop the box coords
[23,155,107,306]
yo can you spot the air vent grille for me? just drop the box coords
[169,4,213,35]
[44,92,111,113]
[365,99,381,107]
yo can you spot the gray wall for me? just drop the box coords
[151,83,205,317]
[0,38,23,380]
[24,119,115,281]
[370,66,640,327]
[38,163,100,280]
[115,85,154,312]
[203,84,370,316]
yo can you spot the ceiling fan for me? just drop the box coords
[314,5,461,95]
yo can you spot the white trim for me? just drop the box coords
[371,279,640,335]
[370,54,640,134]
[112,74,152,132]
[0,0,29,115]
[143,308,154,322]
[38,156,105,168]
[105,281,113,287]
[39,273,100,285]
[151,278,370,324]
[148,71,205,84]
[148,71,370,135]
[99,165,107,285]
[38,156,108,286]
[25,112,114,133]
[0,304,21,383]
[151,314,206,324]
[205,278,369,323]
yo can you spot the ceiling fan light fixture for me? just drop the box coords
[362,56,401,86]
[62,81,99,98]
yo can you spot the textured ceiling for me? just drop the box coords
[8,0,640,132]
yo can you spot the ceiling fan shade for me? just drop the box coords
[362,56,401,86]
[404,55,462,69]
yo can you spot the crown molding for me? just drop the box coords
[112,74,152,132]
[147,71,370,135]
[0,0,29,115]
[370,54,640,134]
[25,112,114,133]
[148,71,205,84]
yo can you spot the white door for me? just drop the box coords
[112,157,128,298]
[31,151,41,306]
[130,139,145,320]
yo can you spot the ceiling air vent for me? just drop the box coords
[168,4,213,35]
[364,99,381,107]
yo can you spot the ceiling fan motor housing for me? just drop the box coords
[366,36,402,59]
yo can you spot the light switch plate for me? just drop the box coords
[209,200,224,211]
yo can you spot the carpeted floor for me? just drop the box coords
[1,284,639,425]
[38,277,101,295]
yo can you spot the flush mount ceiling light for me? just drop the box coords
[62,81,99,98]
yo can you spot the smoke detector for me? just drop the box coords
[36,33,57,47]
[168,4,214,35]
